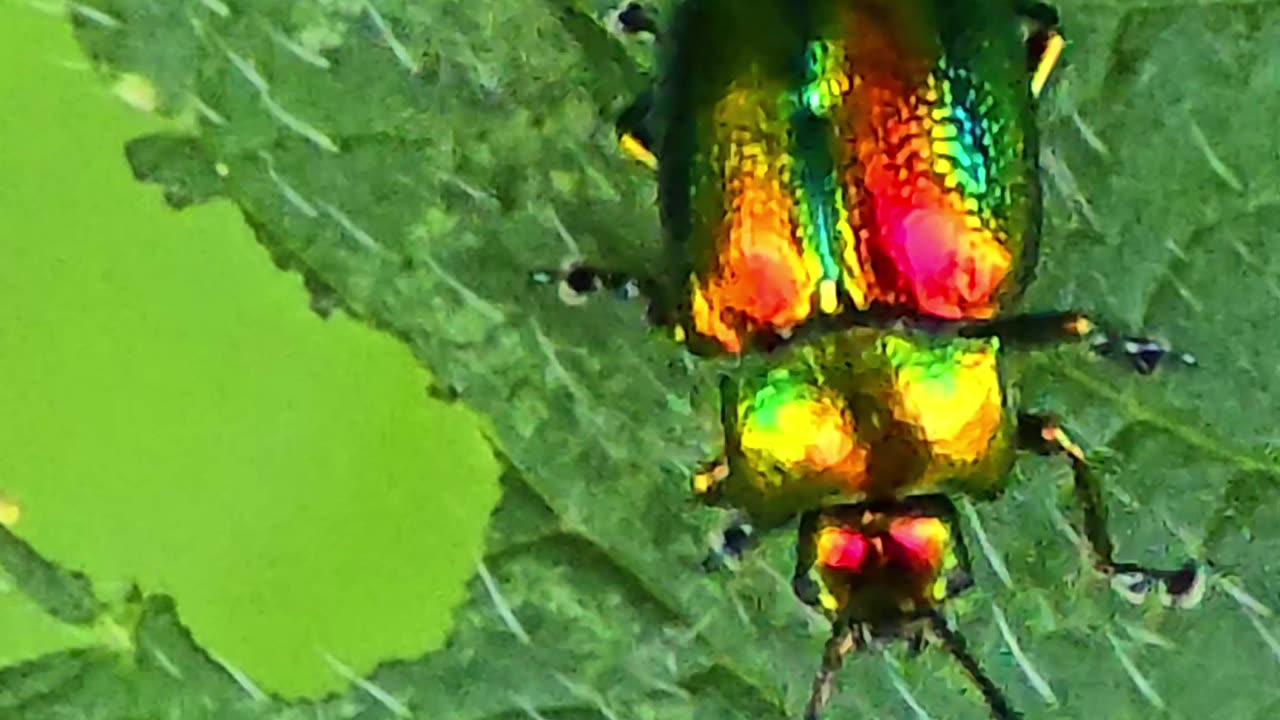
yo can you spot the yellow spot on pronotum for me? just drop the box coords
[819,278,839,315]
[112,73,159,113]
[891,344,1002,462]
[673,325,688,344]
[1031,32,1065,99]
[0,497,20,527]
[619,133,658,171]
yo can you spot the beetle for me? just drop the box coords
[541,1,1204,717]
[704,326,1201,719]
[556,0,1070,355]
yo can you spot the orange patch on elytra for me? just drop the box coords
[692,174,816,351]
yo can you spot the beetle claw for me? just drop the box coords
[1159,561,1207,610]
[1108,561,1206,609]
[1088,334,1196,375]
[611,2,659,36]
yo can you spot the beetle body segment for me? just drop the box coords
[803,500,971,621]
[708,329,1015,530]
[579,4,1203,717]
[660,0,1039,353]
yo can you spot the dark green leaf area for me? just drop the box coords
[0,528,98,626]
[4,598,263,720]
[125,134,224,208]
[39,0,1280,718]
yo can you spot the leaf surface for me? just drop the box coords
[7,0,1280,718]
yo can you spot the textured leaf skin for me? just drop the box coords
[0,528,99,627]
[5,1,1280,719]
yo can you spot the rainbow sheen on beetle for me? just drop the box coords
[550,2,1204,718]
[703,329,1013,529]
[808,505,965,618]
[660,0,1039,353]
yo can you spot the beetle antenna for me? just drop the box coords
[928,612,1022,720]
[804,624,860,720]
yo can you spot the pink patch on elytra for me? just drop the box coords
[860,154,1012,319]
[888,208,969,318]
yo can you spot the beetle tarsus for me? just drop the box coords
[1066,315,1198,374]
[1016,1,1060,27]
[616,90,658,169]
[1088,334,1197,375]
[1109,559,1206,609]
[613,2,659,36]
[533,263,647,304]
[1018,413,1206,609]
[702,519,756,572]
[1016,2,1063,98]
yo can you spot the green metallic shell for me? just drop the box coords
[710,328,1017,530]
[654,0,1042,352]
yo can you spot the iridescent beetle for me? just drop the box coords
[541,1,1204,717]
[707,328,1203,719]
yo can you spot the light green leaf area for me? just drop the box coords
[0,567,97,668]
[5,0,1280,718]
[0,3,500,700]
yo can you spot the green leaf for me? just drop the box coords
[8,0,1280,718]
[0,3,502,700]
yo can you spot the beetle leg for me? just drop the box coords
[693,452,764,571]
[616,89,658,170]
[531,262,644,304]
[791,509,823,604]
[956,311,1197,375]
[610,2,659,36]
[699,371,776,570]
[608,3,660,168]
[803,622,861,720]
[1016,2,1064,99]
[928,612,1023,720]
[1017,413,1207,609]
[531,260,683,331]
[606,3,660,167]
[700,511,758,571]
